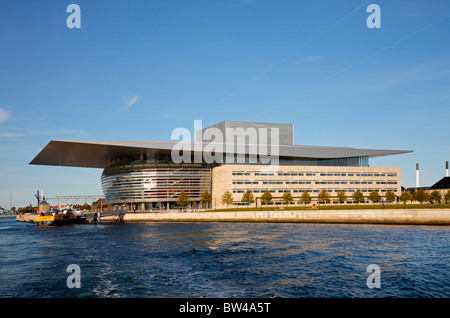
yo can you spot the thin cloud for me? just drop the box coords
[216,64,279,105]
[217,0,371,106]
[326,18,447,81]
[358,60,450,94]
[123,95,139,110]
[0,108,11,124]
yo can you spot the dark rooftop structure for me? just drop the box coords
[428,177,450,190]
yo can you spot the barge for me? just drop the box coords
[36,211,76,227]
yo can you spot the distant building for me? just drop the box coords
[38,200,50,213]
[427,176,450,197]
[404,169,450,204]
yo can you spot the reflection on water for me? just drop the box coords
[0,218,449,298]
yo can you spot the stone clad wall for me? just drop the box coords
[211,165,402,209]
[123,209,450,225]
[16,214,37,223]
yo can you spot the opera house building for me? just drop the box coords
[30,121,411,210]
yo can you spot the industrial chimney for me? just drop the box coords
[446,161,449,177]
[416,163,419,188]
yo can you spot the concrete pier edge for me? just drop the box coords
[115,208,450,225]
[16,209,450,225]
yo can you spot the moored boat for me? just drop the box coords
[36,211,76,227]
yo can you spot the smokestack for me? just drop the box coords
[446,161,449,177]
[416,163,419,188]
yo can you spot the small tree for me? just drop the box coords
[399,190,412,206]
[261,189,273,206]
[445,190,450,204]
[281,191,293,207]
[429,190,442,204]
[368,190,381,204]
[299,190,311,205]
[177,190,190,208]
[241,190,255,206]
[221,191,233,209]
[318,189,331,204]
[18,205,34,214]
[352,190,365,204]
[336,189,347,204]
[413,188,429,204]
[200,190,212,209]
[385,190,396,203]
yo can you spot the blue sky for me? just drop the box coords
[1,0,450,208]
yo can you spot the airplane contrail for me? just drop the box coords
[216,0,372,106]
[248,13,450,121]
[326,19,445,80]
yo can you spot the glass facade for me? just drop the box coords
[279,156,369,167]
[216,155,369,167]
[101,162,211,207]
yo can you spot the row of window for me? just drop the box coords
[105,189,205,200]
[233,180,397,185]
[318,173,397,177]
[232,171,398,177]
[315,181,397,185]
[232,188,397,194]
[232,199,381,206]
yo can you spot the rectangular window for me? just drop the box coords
[255,172,275,176]
[232,172,250,176]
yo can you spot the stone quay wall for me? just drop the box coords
[118,209,450,225]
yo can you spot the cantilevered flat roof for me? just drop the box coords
[29,139,412,169]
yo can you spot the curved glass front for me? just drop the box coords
[101,163,211,203]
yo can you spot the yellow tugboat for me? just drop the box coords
[36,210,76,227]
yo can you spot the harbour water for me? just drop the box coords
[0,217,449,298]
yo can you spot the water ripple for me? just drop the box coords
[1,219,449,298]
